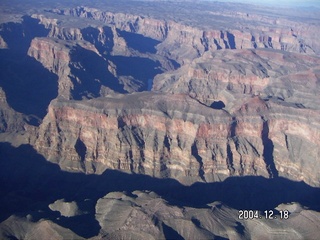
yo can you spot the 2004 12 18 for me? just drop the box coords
[238,210,290,220]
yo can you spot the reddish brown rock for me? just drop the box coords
[34,89,320,187]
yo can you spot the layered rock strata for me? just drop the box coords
[35,93,236,184]
[1,1,320,238]
[153,49,320,108]
[51,5,320,62]
[1,1,320,187]
[35,90,320,186]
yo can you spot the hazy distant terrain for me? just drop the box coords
[0,0,320,239]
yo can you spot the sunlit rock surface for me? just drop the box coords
[1,0,320,239]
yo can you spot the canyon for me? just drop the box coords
[0,0,320,239]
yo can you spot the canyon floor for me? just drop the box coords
[0,0,320,239]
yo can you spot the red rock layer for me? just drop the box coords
[34,91,320,186]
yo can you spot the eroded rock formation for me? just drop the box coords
[33,91,320,187]
[0,0,319,185]
[2,190,319,240]
[1,0,320,238]
[94,191,320,240]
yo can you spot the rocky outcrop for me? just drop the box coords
[26,22,171,97]
[3,189,319,240]
[27,38,74,99]
[27,37,109,99]
[48,5,320,65]
[153,49,320,186]
[153,49,320,108]
[0,216,83,240]
[49,199,82,218]
[0,36,7,49]
[0,88,25,133]
[95,191,320,240]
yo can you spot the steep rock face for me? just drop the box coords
[27,37,111,99]
[234,97,320,187]
[153,49,320,186]
[25,7,320,101]
[35,91,320,186]
[35,93,277,184]
[267,101,320,186]
[27,37,73,99]
[0,88,25,133]
[34,50,320,187]
[35,93,237,183]
[27,36,137,99]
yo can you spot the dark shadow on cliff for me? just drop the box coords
[110,55,163,91]
[261,119,278,178]
[0,16,50,54]
[169,176,320,211]
[118,30,161,54]
[81,26,114,57]
[1,142,320,237]
[0,16,57,121]
[162,223,184,240]
[227,32,236,49]
[191,142,205,181]
[0,142,101,238]
[69,45,127,99]
[0,50,58,121]
[77,27,163,94]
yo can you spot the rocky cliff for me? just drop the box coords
[153,48,320,108]
[35,93,233,183]
[0,88,25,133]
[52,5,320,62]
[93,191,320,240]
[0,0,320,240]
[1,1,320,238]
[34,90,320,187]
[0,1,319,187]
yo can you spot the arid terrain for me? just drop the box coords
[0,0,320,239]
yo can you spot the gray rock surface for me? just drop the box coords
[49,199,82,217]
[0,0,320,239]
[94,191,320,240]
[0,215,84,240]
